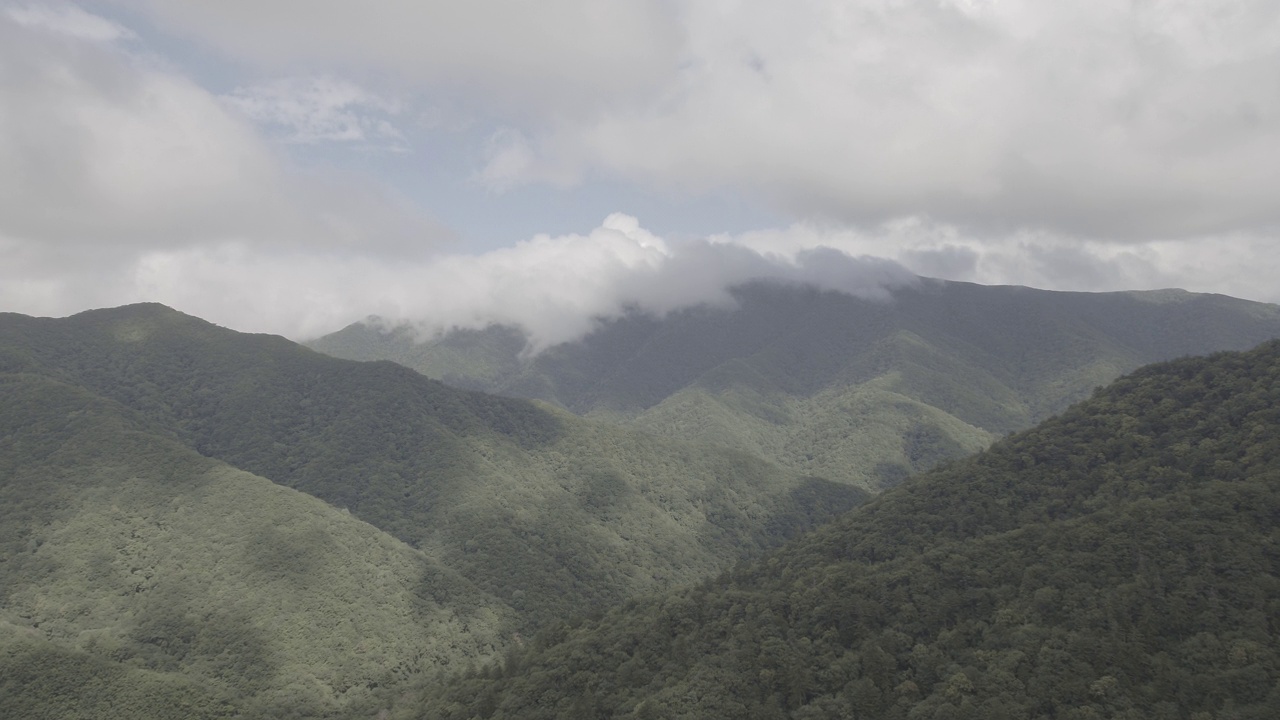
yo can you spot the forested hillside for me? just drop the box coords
[0,305,864,633]
[418,340,1280,719]
[5,303,1278,719]
[312,280,1280,491]
[0,372,514,719]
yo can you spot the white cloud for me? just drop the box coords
[6,3,1279,347]
[0,11,280,248]
[105,0,683,116]
[115,213,917,347]
[107,1,1280,241]
[5,2,134,42]
[8,202,1276,350]
[223,76,406,148]
[0,6,445,320]
[475,128,537,192]
[720,218,1280,305]
[456,0,1280,242]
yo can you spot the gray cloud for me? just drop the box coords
[726,219,1280,305]
[106,0,683,117]
[110,214,919,348]
[0,9,446,260]
[223,76,407,148]
[5,4,1279,346]
[0,10,287,249]
[531,1,1280,240]
[99,1,1280,241]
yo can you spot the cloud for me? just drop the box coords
[8,201,1276,352]
[105,0,683,116]
[553,0,1280,239]
[0,6,446,319]
[5,2,134,41]
[475,128,537,192]
[223,76,407,148]
[107,1,1280,241]
[721,218,1280,305]
[105,214,918,347]
[6,4,1279,349]
[0,9,281,248]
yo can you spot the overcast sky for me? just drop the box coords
[3,1,1279,343]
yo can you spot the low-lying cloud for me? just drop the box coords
[5,4,1280,353]
[123,214,917,350]
[12,213,1270,354]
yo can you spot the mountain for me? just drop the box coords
[310,280,1280,491]
[418,339,1280,719]
[0,371,513,719]
[0,304,865,634]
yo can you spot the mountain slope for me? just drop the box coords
[0,305,866,629]
[419,340,1280,719]
[311,280,1280,490]
[0,371,513,719]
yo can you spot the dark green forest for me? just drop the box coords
[0,303,863,717]
[0,304,864,629]
[417,341,1280,719]
[2,298,1279,718]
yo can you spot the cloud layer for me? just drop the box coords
[107,0,1280,240]
[123,214,917,349]
[17,211,1274,352]
[0,5,445,322]
[549,0,1280,239]
[3,4,1279,350]
[107,0,682,115]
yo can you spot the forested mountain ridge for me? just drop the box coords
[418,339,1280,719]
[0,304,865,632]
[0,371,516,719]
[311,280,1280,490]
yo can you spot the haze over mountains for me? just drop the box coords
[311,279,1280,490]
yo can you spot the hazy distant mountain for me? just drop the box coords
[420,340,1280,719]
[310,279,1280,490]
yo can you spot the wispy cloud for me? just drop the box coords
[0,6,445,324]
[4,2,1280,345]
[5,2,134,42]
[223,76,407,149]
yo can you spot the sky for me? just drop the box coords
[3,1,1280,346]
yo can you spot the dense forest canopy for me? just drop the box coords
[0,303,865,717]
[417,340,1280,719]
[1,300,1278,718]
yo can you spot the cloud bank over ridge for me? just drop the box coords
[129,214,915,350]
[3,3,1280,346]
[99,213,1280,351]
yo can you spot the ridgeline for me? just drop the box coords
[418,340,1280,719]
